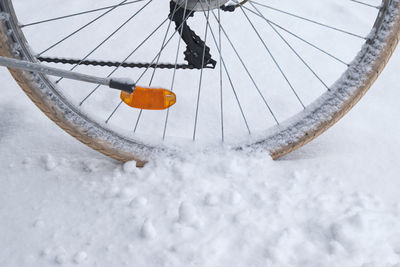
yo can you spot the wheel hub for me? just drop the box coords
[172,0,231,11]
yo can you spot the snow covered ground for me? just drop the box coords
[2,2,400,267]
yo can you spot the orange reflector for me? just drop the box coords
[120,86,176,110]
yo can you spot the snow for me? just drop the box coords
[2,1,400,267]
[2,126,400,267]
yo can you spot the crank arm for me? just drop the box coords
[0,56,176,110]
[0,55,134,93]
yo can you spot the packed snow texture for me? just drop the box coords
[2,1,400,267]
[2,146,400,267]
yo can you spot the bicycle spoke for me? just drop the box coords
[218,49,252,135]
[239,4,306,108]
[250,0,367,40]
[105,101,124,124]
[246,2,330,91]
[349,0,380,9]
[241,5,349,66]
[217,0,224,142]
[208,8,279,124]
[203,10,251,134]
[20,0,146,28]
[163,0,190,139]
[38,0,130,56]
[193,5,211,141]
[149,1,179,86]
[56,0,153,84]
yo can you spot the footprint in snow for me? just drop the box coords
[54,248,67,265]
[204,193,219,206]
[140,219,157,239]
[40,248,52,258]
[42,154,57,171]
[118,187,135,199]
[130,197,148,207]
[73,251,88,264]
[179,202,198,225]
[228,191,242,205]
[103,186,120,198]
[32,218,44,228]
[122,161,138,174]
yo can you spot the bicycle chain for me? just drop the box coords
[37,56,204,70]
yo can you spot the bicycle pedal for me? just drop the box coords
[120,86,176,110]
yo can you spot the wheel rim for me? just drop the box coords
[1,0,399,160]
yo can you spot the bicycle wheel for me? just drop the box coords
[0,0,399,164]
